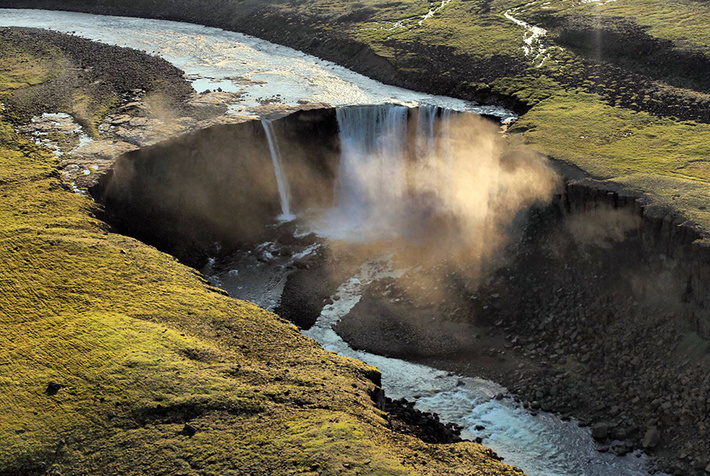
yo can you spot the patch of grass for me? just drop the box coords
[511,91,710,225]
[491,75,562,105]
[544,0,710,55]
[512,92,710,179]
[0,41,57,97]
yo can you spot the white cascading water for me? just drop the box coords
[321,104,458,241]
[261,119,295,221]
[335,105,409,217]
[416,104,438,159]
[319,105,413,240]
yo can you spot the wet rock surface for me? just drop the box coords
[383,397,465,444]
[275,262,338,330]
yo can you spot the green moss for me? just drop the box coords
[546,0,710,55]
[0,39,59,97]
[511,91,710,225]
[491,76,562,105]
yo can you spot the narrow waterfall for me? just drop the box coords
[261,119,294,220]
[416,105,438,158]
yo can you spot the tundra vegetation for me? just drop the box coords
[2,0,710,473]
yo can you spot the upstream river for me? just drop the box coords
[0,8,515,120]
[0,8,661,475]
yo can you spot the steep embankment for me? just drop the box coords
[335,177,710,474]
[6,0,710,231]
[0,29,522,475]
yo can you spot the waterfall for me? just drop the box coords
[334,105,409,219]
[416,105,438,159]
[261,119,294,220]
[317,104,458,240]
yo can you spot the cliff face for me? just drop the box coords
[96,107,710,344]
[91,109,341,266]
[8,0,710,239]
[564,179,710,339]
[490,178,710,474]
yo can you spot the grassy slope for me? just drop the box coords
[0,29,522,476]
[535,0,710,55]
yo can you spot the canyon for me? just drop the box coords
[1,5,709,476]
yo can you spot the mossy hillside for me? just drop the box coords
[510,91,710,226]
[0,31,522,475]
[0,128,521,476]
[526,0,710,56]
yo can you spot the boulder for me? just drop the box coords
[592,422,611,440]
[642,426,661,449]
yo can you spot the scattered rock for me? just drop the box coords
[642,426,660,449]
[592,422,611,440]
[181,423,198,437]
[46,382,63,396]
[596,444,610,453]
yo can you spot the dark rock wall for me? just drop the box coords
[91,109,340,266]
[483,179,710,474]
[563,179,710,340]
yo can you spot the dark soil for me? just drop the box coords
[0,27,192,127]
[532,12,710,95]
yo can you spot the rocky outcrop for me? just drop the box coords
[564,178,710,339]
[478,178,710,475]
[333,173,710,475]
